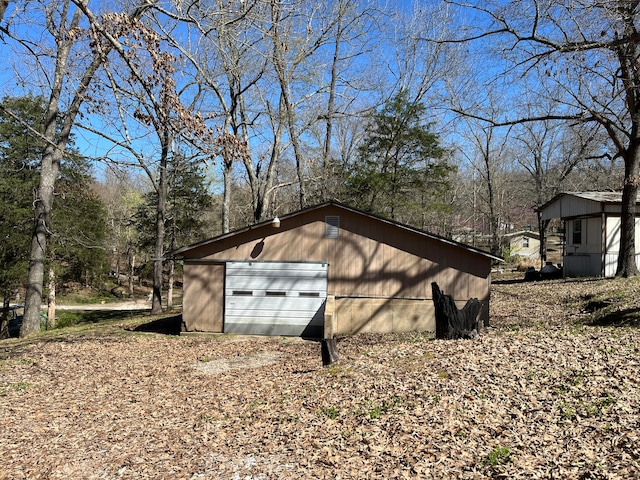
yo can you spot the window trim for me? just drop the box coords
[572,219,583,245]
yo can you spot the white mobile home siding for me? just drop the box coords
[604,217,640,277]
[540,192,640,278]
[564,217,602,277]
[541,196,603,221]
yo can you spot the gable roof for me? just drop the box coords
[558,191,625,204]
[170,201,502,262]
[539,191,640,221]
[503,230,540,240]
[539,191,640,212]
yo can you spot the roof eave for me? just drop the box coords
[169,201,503,263]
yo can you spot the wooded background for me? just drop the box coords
[0,0,636,336]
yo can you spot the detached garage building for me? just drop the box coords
[171,202,500,338]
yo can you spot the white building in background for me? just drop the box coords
[539,191,640,277]
[503,230,541,259]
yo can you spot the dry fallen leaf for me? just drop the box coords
[1,274,640,478]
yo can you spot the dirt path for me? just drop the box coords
[54,300,152,311]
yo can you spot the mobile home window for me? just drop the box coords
[523,237,529,248]
[325,216,340,238]
[572,219,582,245]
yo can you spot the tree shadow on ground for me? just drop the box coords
[492,276,527,285]
[131,314,182,335]
[66,310,146,324]
[586,308,640,328]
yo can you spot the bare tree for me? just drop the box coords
[77,6,212,314]
[510,118,585,263]
[461,121,509,256]
[94,167,144,297]
[444,0,640,276]
[266,0,366,210]
[0,0,155,336]
[204,0,274,227]
[161,0,287,227]
[286,0,379,205]
[165,0,384,224]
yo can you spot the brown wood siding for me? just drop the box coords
[183,261,224,332]
[334,298,436,335]
[180,205,491,312]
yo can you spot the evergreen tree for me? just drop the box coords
[0,95,108,334]
[344,90,454,227]
[50,152,109,288]
[0,96,41,336]
[135,161,213,279]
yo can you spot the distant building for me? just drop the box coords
[503,231,541,259]
[539,191,640,277]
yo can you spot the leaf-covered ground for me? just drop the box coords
[1,275,640,479]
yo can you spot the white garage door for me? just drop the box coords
[224,261,328,337]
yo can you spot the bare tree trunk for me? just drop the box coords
[0,294,9,340]
[46,266,56,330]
[20,0,154,337]
[115,249,121,285]
[167,258,174,310]
[152,148,168,315]
[244,112,282,223]
[284,93,306,209]
[321,1,344,201]
[22,144,59,336]
[152,232,164,314]
[270,3,306,210]
[537,215,550,268]
[128,252,135,297]
[484,134,500,257]
[616,149,639,277]
[222,156,232,233]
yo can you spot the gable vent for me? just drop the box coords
[325,216,340,238]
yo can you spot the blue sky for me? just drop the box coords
[0,0,568,185]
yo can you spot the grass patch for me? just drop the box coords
[55,282,156,306]
[55,309,148,329]
[0,312,178,360]
[575,278,640,327]
[482,445,512,466]
[319,406,339,419]
[0,381,32,395]
[59,292,122,305]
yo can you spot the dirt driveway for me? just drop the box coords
[55,299,152,311]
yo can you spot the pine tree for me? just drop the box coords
[0,96,43,338]
[0,96,108,334]
[344,90,454,227]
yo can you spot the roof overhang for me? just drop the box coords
[169,201,503,263]
[537,191,640,221]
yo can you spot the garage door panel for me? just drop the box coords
[224,261,327,337]
[227,261,323,275]
[225,308,324,337]
[226,296,326,314]
[226,278,326,293]
[226,264,326,291]
[225,313,324,325]
[224,322,323,337]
